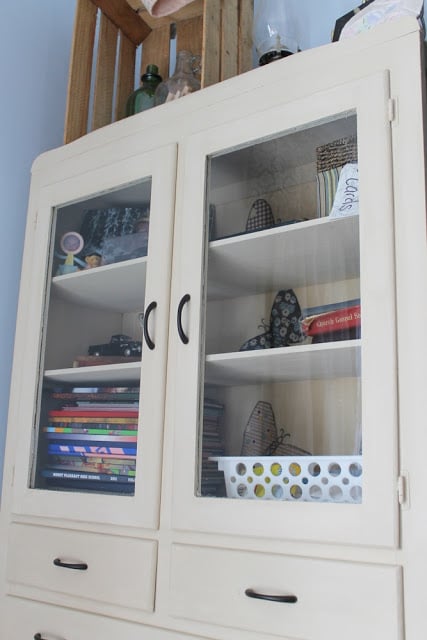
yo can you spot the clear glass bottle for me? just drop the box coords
[126,64,162,116]
[154,50,201,106]
[253,1,298,65]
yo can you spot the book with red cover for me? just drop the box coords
[48,409,138,418]
[303,304,361,337]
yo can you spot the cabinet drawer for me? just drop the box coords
[170,544,403,640]
[6,524,157,613]
[0,596,209,640]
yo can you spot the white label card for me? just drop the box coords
[329,163,359,218]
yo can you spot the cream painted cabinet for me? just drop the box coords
[1,17,426,640]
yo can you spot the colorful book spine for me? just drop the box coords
[44,433,137,442]
[48,416,138,424]
[303,304,361,336]
[50,455,135,465]
[44,427,138,436]
[41,469,135,484]
[48,410,138,418]
[47,463,136,476]
[47,444,137,456]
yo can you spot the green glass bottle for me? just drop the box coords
[126,64,162,116]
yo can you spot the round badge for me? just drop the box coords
[60,231,84,255]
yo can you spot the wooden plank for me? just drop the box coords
[92,13,119,130]
[201,0,221,87]
[115,33,136,120]
[238,0,253,74]
[221,0,238,81]
[91,0,151,44]
[140,25,171,81]
[176,15,203,59]
[64,0,98,144]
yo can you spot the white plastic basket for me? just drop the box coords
[211,456,362,503]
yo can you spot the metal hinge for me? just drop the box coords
[388,98,397,122]
[397,471,410,509]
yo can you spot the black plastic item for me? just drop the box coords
[245,588,298,604]
[53,557,88,570]
[143,301,157,350]
[259,48,294,65]
[177,294,190,344]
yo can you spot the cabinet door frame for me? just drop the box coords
[169,71,400,548]
[11,143,177,529]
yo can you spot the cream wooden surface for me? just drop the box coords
[6,523,157,614]
[1,595,210,640]
[169,543,403,640]
[0,17,426,640]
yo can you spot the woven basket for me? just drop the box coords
[316,136,358,172]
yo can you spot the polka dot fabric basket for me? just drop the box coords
[211,456,362,503]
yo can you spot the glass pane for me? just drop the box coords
[31,179,152,495]
[198,113,362,504]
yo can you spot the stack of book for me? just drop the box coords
[39,386,139,494]
[302,299,361,344]
[201,398,226,497]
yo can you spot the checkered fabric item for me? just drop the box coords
[246,198,275,232]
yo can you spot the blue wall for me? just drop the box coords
[0,0,385,498]
[0,1,76,498]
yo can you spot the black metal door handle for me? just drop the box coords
[177,294,190,344]
[245,588,297,603]
[53,557,88,571]
[143,300,157,350]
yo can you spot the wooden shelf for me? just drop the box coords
[44,361,141,385]
[207,216,359,299]
[204,340,361,386]
[51,257,147,312]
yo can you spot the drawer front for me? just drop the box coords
[6,524,157,613]
[0,596,209,640]
[169,544,403,640]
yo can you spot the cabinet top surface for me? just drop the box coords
[32,17,422,178]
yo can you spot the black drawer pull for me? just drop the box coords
[245,588,297,604]
[34,635,44,640]
[143,300,157,350]
[177,294,190,344]
[53,557,88,571]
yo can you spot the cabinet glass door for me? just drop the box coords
[201,116,361,504]
[172,73,398,547]
[34,180,150,497]
[13,145,176,528]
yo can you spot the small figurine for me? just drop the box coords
[84,250,102,269]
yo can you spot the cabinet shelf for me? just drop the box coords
[205,340,361,386]
[207,216,359,300]
[44,361,141,385]
[51,257,147,312]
